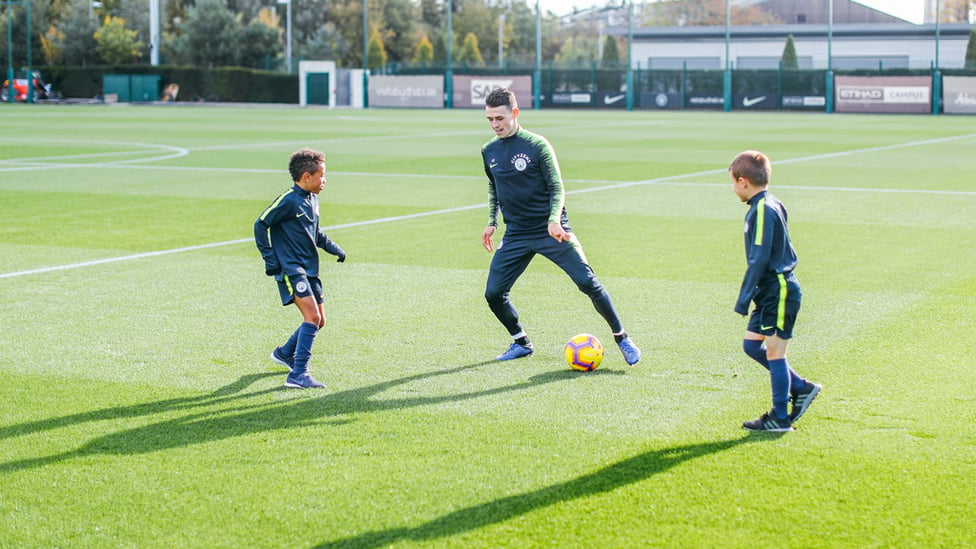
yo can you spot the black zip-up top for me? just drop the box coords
[254,184,343,278]
[735,190,798,315]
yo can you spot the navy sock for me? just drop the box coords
[292,322,319,375]
[768,358,791,420]
[279,328,300,360]
[742,339,807,394]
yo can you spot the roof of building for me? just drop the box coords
[610,22,975,40]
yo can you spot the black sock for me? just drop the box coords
[515,336,531,347]
[614,332,627,344]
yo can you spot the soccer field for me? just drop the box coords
[1,104,974,548]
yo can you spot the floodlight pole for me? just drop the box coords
[533,0,541,109]
[446,0,453,108]
[6,0,13,103]
[933,0,941,115]
[498,13,505,69]
[723,0,731,112]
[277,0,292,73]
[826,0,834,113]
[362,0,368,107]
[24,0,30,103]
[626,0,633,111]
[150,0,159,65]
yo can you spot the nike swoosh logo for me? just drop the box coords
[489,162,498,168]
[760,325,775,331]
[604,94,625,105]
[742,96,766,107]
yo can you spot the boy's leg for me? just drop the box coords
[284,281,326,388]
[742,337,807,389]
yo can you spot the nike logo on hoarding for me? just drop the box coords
[604,94,626,105]
[742,96,766,107]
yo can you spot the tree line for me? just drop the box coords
[2,0,974,72]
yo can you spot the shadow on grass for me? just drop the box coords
[0,372,281,442]
[315,435,763,548]
[0,361,596,474]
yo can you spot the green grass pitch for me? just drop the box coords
[1,104,974,548]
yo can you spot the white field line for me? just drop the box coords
[2,132,974,280]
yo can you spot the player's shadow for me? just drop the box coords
[0,361,604,474]
[0,371,281,442]
[314,435,759,549]
[0,372,280,440]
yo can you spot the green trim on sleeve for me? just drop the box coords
[754,197,766,246]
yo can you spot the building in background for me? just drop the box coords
[615,22,975,71]
[737,0,910,24]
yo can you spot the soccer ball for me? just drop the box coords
[564,333,604,371]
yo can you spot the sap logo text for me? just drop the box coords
[471,80,514,103]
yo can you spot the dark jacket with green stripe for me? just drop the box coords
[254,184,344,279]
[736,190,798,315]
[482,127,569,240]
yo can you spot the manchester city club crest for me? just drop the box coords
[512,153,531,172]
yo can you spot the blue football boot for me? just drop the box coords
[617,337,642,366]
[494,342,534,361]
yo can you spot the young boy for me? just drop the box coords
[730,150,821,432]
[254,148,346,389]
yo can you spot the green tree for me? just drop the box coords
[781,34,798,70]
[325,0,364,67]
[412,33,434,63]
[554,35,597,65]
[941,0,975,22]
[166,0,243,68]
[55,0,99,66]
[117,0,150,62]
[450,0,494,63]
[0,0,53,68]
[966,29,976,68]
[41,25,64,65]
[456,32,484,64]
[94,15,144,65]
[601,34,620,66]
[301,22,350,63]
[240,18,283,70]
[367,27,388,70]
[379,0,419,63]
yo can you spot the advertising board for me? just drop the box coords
[835,76,930,114]
[451,75,533,108]
[368,75,443,108]
[943,76,976,115]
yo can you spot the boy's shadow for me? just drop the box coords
[315,434,763,548]
[0,362,617,473]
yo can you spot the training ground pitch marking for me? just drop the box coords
[0,139,189,173]
[2,131,974,280]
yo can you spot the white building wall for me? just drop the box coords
[632,32,971,70]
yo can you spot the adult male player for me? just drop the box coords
[480,87,641,365]
[254,148,346,389]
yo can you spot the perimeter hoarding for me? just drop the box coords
[943,76,976,114]
[368,75,444,108]
[451,75,533,108]
[835,76,930,114]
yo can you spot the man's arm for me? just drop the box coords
[538,138,569,241]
